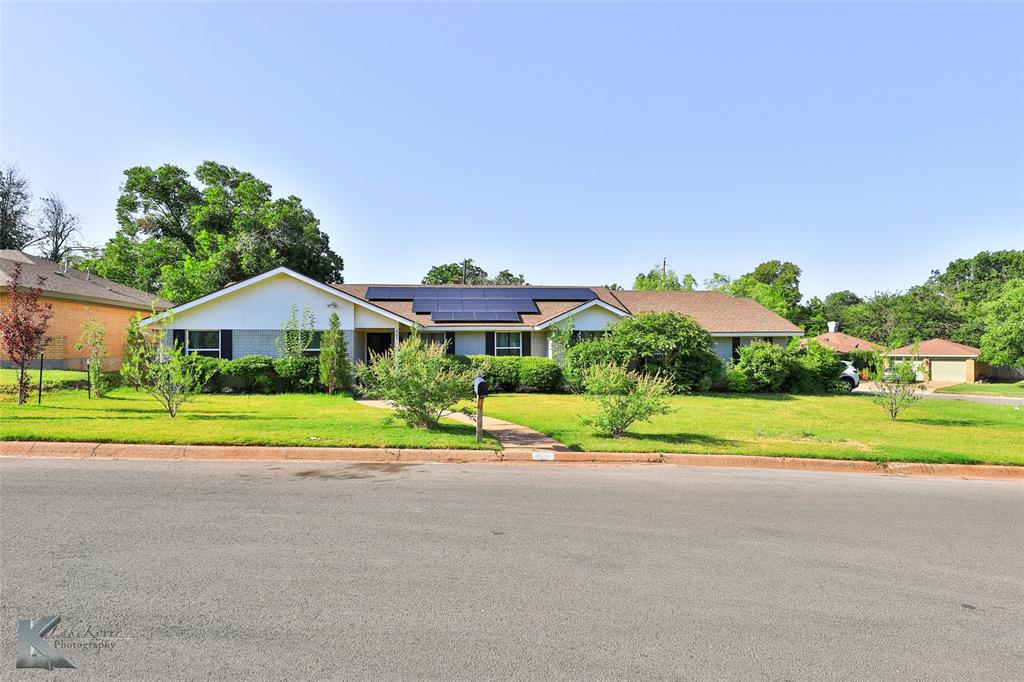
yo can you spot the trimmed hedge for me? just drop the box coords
[519,356,562,392]
[459,355,562,393]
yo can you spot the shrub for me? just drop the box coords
[76,318,109,397]
[357,335,475,428]
[724,365,751,392]
[785,340,844,393]
[273,356,319,393]
[734,341,790,392]
[223,355,276,393]
[184,355,227,393]
[447,354,473,371]
[581,363,673,437]
[607,312,721,392]
[467,355,521,392]
[561,337,620,392]
[518,357,562,392]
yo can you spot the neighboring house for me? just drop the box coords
[0,251,169,370]
[800,322,881,355]
[888,339,987,383]
[143,266,802,365]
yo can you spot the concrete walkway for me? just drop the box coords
[356,399,570,451]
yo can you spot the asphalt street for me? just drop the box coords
[1,459,1021,680]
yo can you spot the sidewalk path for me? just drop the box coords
[356,399,569,451]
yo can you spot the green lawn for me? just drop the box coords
[0,369,88,386]
[479,393,1024,465]
[0,388,498,450]
[934,381,1024,398]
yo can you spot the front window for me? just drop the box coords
[495,332,522,357]
[420,332,447,349]
[572,330,605,343]
[187,330,221,358]
[304,331,323,355]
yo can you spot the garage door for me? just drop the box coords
[931,359,966,382]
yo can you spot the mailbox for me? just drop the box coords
[473,377,489,397]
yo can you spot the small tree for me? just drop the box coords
[75,318,108,397]
[119,312,204,417]
[581,363,672,437]
[277,304,316,358]
[868,358,923,421]
[121,314,148,390]
[318,312,351,395]
[357,333,474,428]
[0,262,53,404]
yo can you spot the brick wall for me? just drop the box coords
[0,293,149,370]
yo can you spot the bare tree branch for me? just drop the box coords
[28,193,82,262]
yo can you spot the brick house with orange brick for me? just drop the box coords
[0,251,169,370]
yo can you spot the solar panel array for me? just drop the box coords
[365,287,596,323]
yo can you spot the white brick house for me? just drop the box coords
[145,267,802,364]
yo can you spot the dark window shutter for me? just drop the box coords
[731,337,741,361]
[520,331,531,357]
[220,330,233,360]
[172,329,186,350]
[444,332,456,355]
[485,332,495,356]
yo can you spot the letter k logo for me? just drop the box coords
[17,616,75,669]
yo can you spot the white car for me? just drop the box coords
[841,361,860,391]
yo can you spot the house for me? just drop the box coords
[888,339,985,383]
[800,322,881,355]
[0,250,169,370]
[143,266,802,365]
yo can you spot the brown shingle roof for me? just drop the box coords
[0,250,169,310]
[334,284,802,334]
[800,332,881,354]
[611,290,803,334]
[889,339,980,357]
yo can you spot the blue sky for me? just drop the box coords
[2,1,1021,298]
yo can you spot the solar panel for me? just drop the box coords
[367,286,594,323]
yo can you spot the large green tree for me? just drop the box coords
[421,258,527,285]
[727,260,803,320]
[632,263,696,291]
[979,278,1024,368]
[930,250,1024,346]
[85,162,344,303]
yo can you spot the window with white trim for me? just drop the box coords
[187,330,221,358]
[495,332,522,357]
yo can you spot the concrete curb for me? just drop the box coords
[1,441,1021,481]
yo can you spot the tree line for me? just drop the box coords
[630,253,1024,367]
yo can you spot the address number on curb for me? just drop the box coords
[532,451,556,461]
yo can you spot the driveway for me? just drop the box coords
[854,382,1024,406]
[1,459,1021,680]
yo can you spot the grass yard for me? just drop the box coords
[479,393,1024,465]
[0,369,88,386]
[934,381,1024,398]
[0,388,498,450]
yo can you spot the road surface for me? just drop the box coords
[1,459,1021,680]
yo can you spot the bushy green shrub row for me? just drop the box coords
[725,340,844,393]
[454,355,563,393]
[184,354,323,393]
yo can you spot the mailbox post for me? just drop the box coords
[473,375,489,443]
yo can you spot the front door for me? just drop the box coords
[365,332,393,363]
